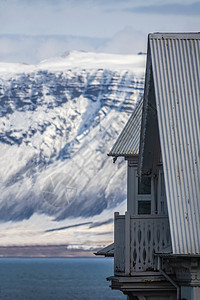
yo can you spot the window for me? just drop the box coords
[138,177,151,194]
[137,177,152,215]
[138,200,151,214]
[157,168,167,215]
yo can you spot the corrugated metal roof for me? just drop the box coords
[94,243,114,257]
[108,97,143,157]
[143,32,200,254]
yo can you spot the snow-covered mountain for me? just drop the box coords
[0,51,145,254]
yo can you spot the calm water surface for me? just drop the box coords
[0,257,125,300]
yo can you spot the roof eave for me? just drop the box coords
[107,153,138,158]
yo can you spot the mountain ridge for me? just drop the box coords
[0,52,145,249]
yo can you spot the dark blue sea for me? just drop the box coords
[0,257,125,300]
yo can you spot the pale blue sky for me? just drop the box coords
[0,0,199,63]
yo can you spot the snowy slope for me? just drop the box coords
[0,51,145,252]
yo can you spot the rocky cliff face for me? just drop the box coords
[0,52,145,249]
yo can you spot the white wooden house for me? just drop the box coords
[105,33,200,300]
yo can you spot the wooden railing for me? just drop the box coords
[114,212,171,275]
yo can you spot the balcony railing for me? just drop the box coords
[114,212,171,275]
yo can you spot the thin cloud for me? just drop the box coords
[95,231,113,235]
[45,222,92,232]
[45,218,113,232]
[0,244,96,257]
[89,218,113,228]
[132,2,200,16]
[0,34,108,63]
[99,27,146,55]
